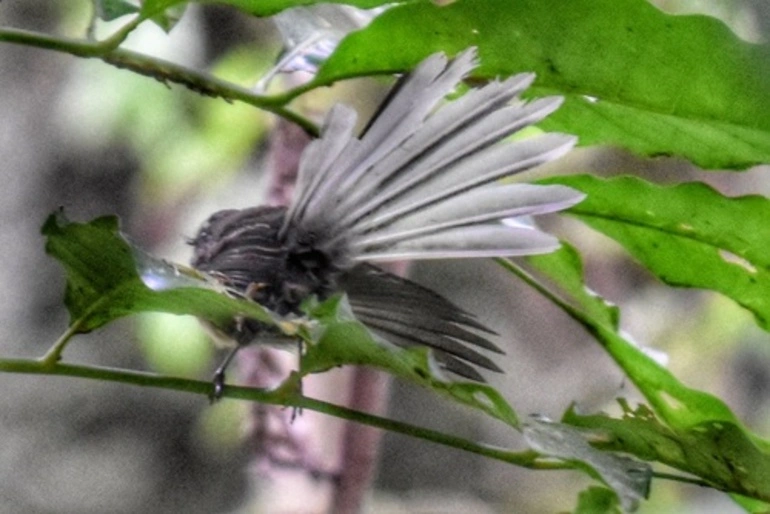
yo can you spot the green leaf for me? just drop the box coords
[42,210,272,333]
[509,245,749,431]
[300,295,519,428]
[94,0,140,21]
[541,174,770,331]
[140,0,395,20]
[138,0,183,18]
[151,4,186,32]
[512,237,770,503]
[573,487,622,514]
[514,243,620,330]
[214,0,395,17]
[314,0,770,169]
[137,0,188,31]
[564,403,770,503]
[731,494,770,514]
[523,417,650,511]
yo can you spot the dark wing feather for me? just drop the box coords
[340,264,503,380]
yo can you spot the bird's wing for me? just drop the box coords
[340,264,504,381]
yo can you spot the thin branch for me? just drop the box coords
[0,26,111,57]
[495,258,585,323]
[41,322,82,367]
[0,356,719,490]
[102,48,319,134]
[0,25,320,136]
[650,471,719,490]
[0,356,522,462]
[98,15,145,51]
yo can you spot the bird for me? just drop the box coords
[189,48,584,395]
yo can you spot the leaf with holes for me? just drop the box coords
[564,403,770,504]
[541,174,770,331]
[515,234,770,503]
[523,417,651,511]
[312,0,770,169]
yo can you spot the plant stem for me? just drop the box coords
[0,357,537,465]
[40,313,92,366]
[651,471,720,490]
[99,15,145,51]
[0,26,106,57]
[0,355,716,490]
[0,356,511,457]
[0,26,319,136]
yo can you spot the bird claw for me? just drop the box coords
[210,370,226,403]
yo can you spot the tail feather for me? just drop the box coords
[351,133,577,236]
[352,184,583,250]
[334,51,476,185]
[282,48,580,264]
[295,51,476,234]
[281,50,582,268]
[282,104,359,237]
[434,355,487,382]
[332,75,537,223]
[359,224,560,261]
[271,48,583,380]
[383,97,563,181]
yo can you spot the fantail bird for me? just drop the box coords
[189,48,584,394]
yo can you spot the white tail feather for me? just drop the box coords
[352,184,585,249]
[284,47,581,265]
[357,225,561,261]
[283,104,359,235]
[350,133,577,236]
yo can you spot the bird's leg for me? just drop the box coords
[211,343,242,402]
[211,282,266,402]
[290,336,306,421]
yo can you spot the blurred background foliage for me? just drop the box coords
[0,0,769,512]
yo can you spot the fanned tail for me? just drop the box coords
[264,48,586,380]
[282,48,583,267]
